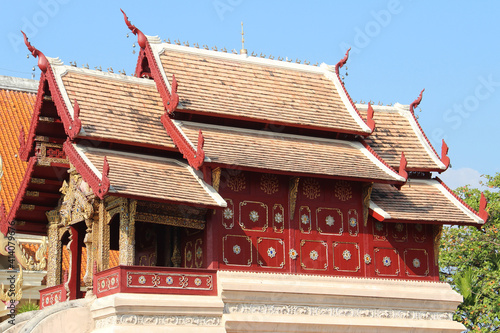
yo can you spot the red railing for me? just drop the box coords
[39,284,67,309]
[93,265,217,298]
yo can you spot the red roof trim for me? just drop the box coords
[366,103,376,133]
[359,139,405,183]
[334,48,372,136]
[435,177,483,220]
[479,192,489,223]
[440,139,450,170]
[408,89,448,171]
[19,76,45,161]
[0,156,37,235]
[369,208,385,222]
[62,140,110,199]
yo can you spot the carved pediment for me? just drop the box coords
[59,173,95,226]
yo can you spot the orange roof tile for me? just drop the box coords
[151,42,372,135]
[51,64,176,149]
[176,121,405,183]
[370,179,484,225]
[71,144,226,207]
[359,103,447,171]
[0,78,36,216]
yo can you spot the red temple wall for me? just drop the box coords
[200,169,438,281]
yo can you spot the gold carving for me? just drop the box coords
[171,228,181,267]
[59,174,95,226]
[433,225,443,266]
[302,178,320,199]
[227,172,246,192]
[0,234,47,271]
[0,267,23,302]
[212,167,221,192]
[20,204,35,211]
[260,174,279,195]
[26,191,39,197]
[362,183,373,226]
[334,180,353,202]
[289,177,300,220]
[36,142,68,166]
[135,212,205,230]
[30,178,45,184]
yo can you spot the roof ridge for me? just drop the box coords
[434,176,481,218]
[149,36,327,74]
[0,76,38,93]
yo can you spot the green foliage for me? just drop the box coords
[440,172,500,332]
[17,302,39,314]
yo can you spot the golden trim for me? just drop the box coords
[374,247,400,277]
[212,167,221,192]
[347,209,359,236]
[222,199,234,229]
[404,248,430,277]
[333,241,360,272]
[260,174,279,195]
[362,183,373,226]
[272,204,285,233]
[334,180,353,202]
[238,201,268,232]
[289,177,300,220]
[316,207,343,235]
[299,206,312,234]
[299,239,328,271]
[135,212,205,230]
[302,178,320,200]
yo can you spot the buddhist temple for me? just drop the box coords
[0,10,488,332]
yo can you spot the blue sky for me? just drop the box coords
[0,0,498,189]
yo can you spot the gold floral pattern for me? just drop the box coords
[334,180,353,201]
[227,172,246,192]
[303,178,321,199]
[260,174,279,194]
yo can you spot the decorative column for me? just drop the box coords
[119,199,137,265]
[66,225,82,300]
[46,209,62,286]
[97,201,108,271]
[82,214,95,295]
[171,227,181,267]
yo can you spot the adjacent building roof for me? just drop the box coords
[358,103,448,172]
[148,39,373,135]
[68,144,226,208]
[49,61,176,150]
[370,178,485,226]
[0,76,36,217]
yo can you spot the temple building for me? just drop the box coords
[0,11,488,332]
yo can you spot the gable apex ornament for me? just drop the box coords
[335,48,350,74]
[121,9,147,49]
[22,31,49,73]
[410,89,425,114]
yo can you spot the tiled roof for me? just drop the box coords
[176,121,405,183]
[151,42,372,135]
[370,179,484,225]
[52,64,176,149]
[72,144,226,207]
[358,103,446,171]
[0,83,36,215]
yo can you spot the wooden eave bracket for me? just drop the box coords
[479,192,489,223]
[62,140,110,200]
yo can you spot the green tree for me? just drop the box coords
[440,173,500,332]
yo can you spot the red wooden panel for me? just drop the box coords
[373,220,388,241]
[299,206,312,234]
[299,239,328,271]
[391,223,408,243]
[333,242,361,273]
[412,223,427,243]
[222,234,252,267]
[404,248,430,277]
[272,204,285,233]
[257,237,286,269]
[194,238,203,268]
[316,207,343,235]
[374,247,400,277]
[184,240,194,268]
[222,198,235,229]
[347,209,359,237]
[239,201,269,232]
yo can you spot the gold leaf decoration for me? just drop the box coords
[260,174,279,194]
[227,172,246,192]
[334,180,352,201]
[303,178,320,199]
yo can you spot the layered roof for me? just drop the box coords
[358,103,449,172]
[49,60,176,150]
[0,76,37,218]
[66,143,226,208]
[146,38,373,135]
[176,120,405,183]
[370,178,486,226]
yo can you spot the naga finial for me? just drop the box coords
[120,9,147,49]
[410,89,425,113]
[335,48,351,74]
[479,192,489,223]
[21,31,48,72]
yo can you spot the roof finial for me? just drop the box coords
[240,22,247,55]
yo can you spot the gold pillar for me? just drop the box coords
[46,210,61,286]
[119,199,137,265]
[97,200,110,271]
